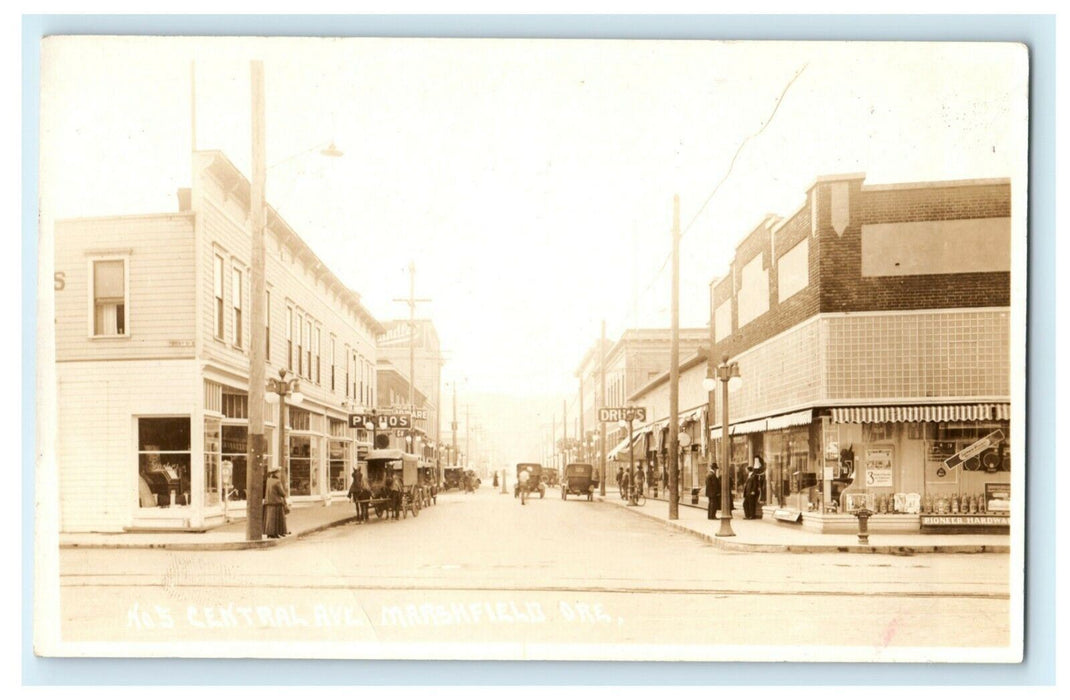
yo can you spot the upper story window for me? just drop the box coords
[296,312,305,376]
[213,255,225,340]
[286,306,294,371]
[313,326,321,385]
[265,290,272,361]
[90,258,128,337]
[329,336,336,392]
[303,318,312,380]
[231,266,243,349]
[344,344,351,398]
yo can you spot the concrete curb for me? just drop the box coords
[59,514,361,551]
[601,497,1010,554]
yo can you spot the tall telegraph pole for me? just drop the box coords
[599,320,607,496]
[245,61,268,541]
[668,194,681,520]
[393,261,430,457]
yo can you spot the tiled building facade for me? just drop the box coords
[616,173,1013,533]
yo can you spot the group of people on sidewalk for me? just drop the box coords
[705,456,767,520]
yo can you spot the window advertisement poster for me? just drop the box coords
[985,482,1011,513]
[864,447,893,487]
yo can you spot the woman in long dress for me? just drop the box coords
[264,468,289,538]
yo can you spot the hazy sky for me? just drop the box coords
[40,37,1027,418]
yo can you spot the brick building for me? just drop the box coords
[704,173,1013,532]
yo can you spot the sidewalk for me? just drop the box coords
[604,489,1010,554]
[59,500,364,551]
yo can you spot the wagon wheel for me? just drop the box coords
[408,489,420,517]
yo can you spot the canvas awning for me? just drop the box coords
[766,409,814,431]
[830,404,1009,424]
[709,417,769,440]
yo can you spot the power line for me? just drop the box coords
[614,63,809,334]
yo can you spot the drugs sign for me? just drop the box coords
[598,407,647,423]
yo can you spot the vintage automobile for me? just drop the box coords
[514,463,546,499]
[442,466,464,490]
[561,462,598,501]
[542,468,559,487]
[463,469,482,492]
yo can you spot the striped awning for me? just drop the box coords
[830,404,1010,424]
[709,417,769,440]
[767,409,813,431]
[679,408,703,427]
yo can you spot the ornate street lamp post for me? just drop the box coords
[704,354,741,537]
[265,368,304,497]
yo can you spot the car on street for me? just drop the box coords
[515,462,546,499]
[561,463,598,501]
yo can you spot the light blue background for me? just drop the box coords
[22,14,1056,686]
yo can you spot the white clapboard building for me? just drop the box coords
[54,151,383,533]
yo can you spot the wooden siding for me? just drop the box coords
[57,360,198,532]
[54,215,196,362]
[192,158,380,412]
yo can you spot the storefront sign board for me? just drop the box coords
[920,514,1010,527]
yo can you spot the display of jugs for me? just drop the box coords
[978,493,986,513]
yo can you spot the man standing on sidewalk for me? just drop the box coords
[705,463,721,520]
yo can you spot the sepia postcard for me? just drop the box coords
[34,35,1029,664]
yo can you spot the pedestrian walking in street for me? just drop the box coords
[388,472,402,519]
[616,467,624,496]
[518,467,530,505]
[705,463,721,520]
[619,469,630,500]
[635,468,645,497]
[263,467,290,538]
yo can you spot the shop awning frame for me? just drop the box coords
[830,404,1010,424]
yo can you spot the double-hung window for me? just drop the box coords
[91,258,127,336]
[231,266,243,348]
[286,307,294,371]
[213,255,225,340]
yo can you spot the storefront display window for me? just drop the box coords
[204,418,221,506]
[922,421,1009,515]
[328,439,349,492]
[137,417,191,508]
[289,435,318,496]
[764,428,811,508]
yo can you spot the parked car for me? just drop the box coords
[561,463,598,501]
[514,463,546,499]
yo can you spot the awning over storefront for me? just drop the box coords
[766,409,813,431]
[607,432,642,460]
[830,404,1010,424]
[678,408,704,427]
[709,417,769,441]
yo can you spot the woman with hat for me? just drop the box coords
[264,467,290,538]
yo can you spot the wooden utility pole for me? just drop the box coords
[578,374,585,463]
[599,320,607,496]
[465,403,470,468]
[451,382,458,467]
[562,400,568,465]
[393,261,430,457]
[245,61,268,541]
[668,194,680,520]
[551,415,556,472]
